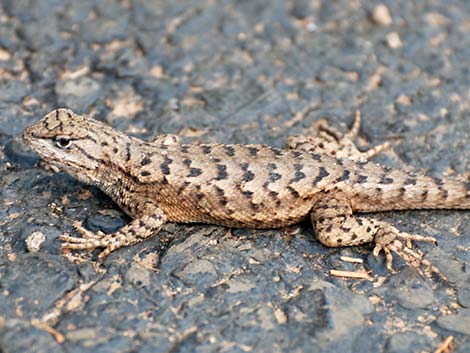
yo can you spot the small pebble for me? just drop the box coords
[372,4,393,26]
[306,21,318,33]
[25,231,46,252]
[386,32,402,48]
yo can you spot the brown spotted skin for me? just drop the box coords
[23,109,470,266]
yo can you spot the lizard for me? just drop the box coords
[22,108,470,269]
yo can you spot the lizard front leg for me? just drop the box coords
[59,203,167,259]
[288,110,390,161]
[310,192,436,270]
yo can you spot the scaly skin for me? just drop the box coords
[23,109,470,268]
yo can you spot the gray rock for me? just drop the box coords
[1,0,470,352]
[0,80,29,103]
[385,331,433,353]
[436,309,470,335]
[457,280,470,308]
[55,77,101,112]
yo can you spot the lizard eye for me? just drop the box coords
[55,136,73,149]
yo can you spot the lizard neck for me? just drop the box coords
[83,132,137,192]
[95,136,157,218]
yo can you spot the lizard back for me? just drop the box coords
[124,141,345,228]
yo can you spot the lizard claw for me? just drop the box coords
[287,110,390,161]
[59,232,116,260]
[73,220,105,240]
[59,234,107,250]
[373,228,436,271]
[59,221,132,259]
[59,221,110,251]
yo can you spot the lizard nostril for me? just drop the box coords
[23,128,38,139]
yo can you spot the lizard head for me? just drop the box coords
[23,108,125,186]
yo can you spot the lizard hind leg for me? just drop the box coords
[311,193,436,270]
[287,110,390,162]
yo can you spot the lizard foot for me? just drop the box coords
[58,221,126,259]
[287,110,390,161]
[59,210,166,259]
[373,227,437,271]
[311,192,438,272]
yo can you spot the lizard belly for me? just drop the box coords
[159,191,314,229]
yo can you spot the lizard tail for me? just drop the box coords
[349,164,470,212]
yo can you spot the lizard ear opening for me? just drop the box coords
[55,136,73,149]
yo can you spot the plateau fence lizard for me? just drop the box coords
[22,109,470,269]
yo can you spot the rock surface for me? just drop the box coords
[0,0,469,352]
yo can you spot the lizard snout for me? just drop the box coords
[22,124,41,146]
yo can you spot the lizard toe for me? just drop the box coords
[395,232,437,245]
[60,239,103,250]
[373,227,432,270]
[73,220,106,239]
[58,234,89,244]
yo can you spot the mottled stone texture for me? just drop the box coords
[1,1,470,352]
